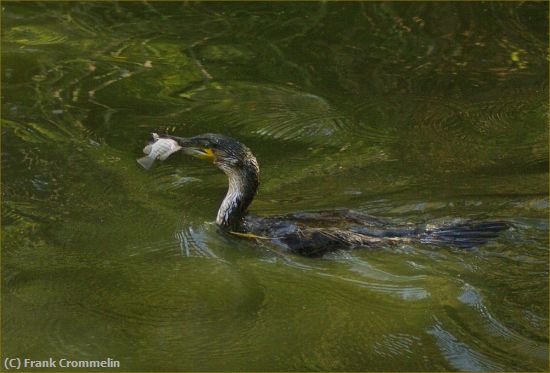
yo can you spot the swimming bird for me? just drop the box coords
[149,133,509,257]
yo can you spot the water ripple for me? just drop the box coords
[428,321,506,372]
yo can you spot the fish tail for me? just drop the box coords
[136,156,155,170]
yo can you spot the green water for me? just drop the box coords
[1,2,548,371]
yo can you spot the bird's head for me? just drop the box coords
[168,133,257,174]
[160,133,259,184]
[161,133,259,230]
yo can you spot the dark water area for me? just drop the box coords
[1,2,548,371]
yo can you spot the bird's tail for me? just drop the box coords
[419,221,509,249]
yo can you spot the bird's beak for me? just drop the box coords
[159,134,216,162]
[183,146,216,162]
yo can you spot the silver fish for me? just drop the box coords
[137,133,181,169]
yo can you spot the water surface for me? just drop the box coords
[2,2,548,371]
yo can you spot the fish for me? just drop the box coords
[136,133,182,169]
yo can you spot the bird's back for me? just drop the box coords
[243,209,509,257]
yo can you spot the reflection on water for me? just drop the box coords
[2,2,548,371]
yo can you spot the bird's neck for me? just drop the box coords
[216,159,259,231]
